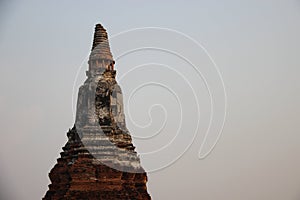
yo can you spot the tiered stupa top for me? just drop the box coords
[89,24,114,61]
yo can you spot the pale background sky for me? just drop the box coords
[0,0,300,199]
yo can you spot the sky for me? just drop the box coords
[0,0,300,199]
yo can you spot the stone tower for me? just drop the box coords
[43,24,151,200]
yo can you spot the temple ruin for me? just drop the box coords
[43,24,151,200]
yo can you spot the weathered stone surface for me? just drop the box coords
[43,24,151,200]
[44,127,150,200]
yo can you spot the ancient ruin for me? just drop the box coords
[43,24,151,200]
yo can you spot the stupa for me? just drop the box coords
[43,24,151,200]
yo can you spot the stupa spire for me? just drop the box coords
[87,24,114,77]
[90,24,114,61]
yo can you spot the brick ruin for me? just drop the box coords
[43,24,151,200]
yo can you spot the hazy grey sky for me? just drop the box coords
[0,0,300,199]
